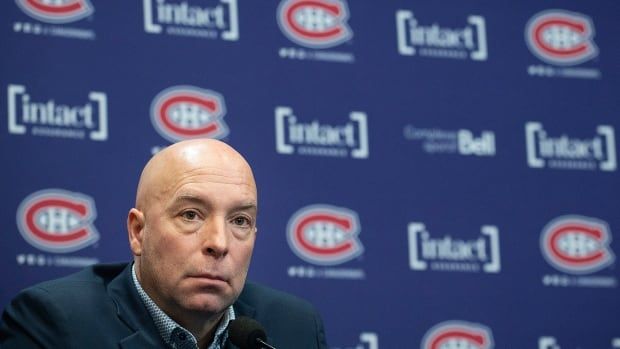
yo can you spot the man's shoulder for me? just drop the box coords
[236,282,327,348]
[238,281,320,320]
[13,262,129,308]
[4,263,131,330]
[1,263,149,348]
[29,262,128,292]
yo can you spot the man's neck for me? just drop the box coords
[131,263,230,348]
[176,311,224,348]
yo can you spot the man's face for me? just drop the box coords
[130,146,257,321]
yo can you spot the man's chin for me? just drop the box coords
[183,295,233,316]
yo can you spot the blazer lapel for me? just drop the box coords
[106,264,264,349]
[108,263,167,349]
[119,331,165,349]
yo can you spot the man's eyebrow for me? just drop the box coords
[234,203,258,212]
[172,194,206,205]
[172,194,257,212]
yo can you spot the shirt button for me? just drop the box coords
[178,332,187,341]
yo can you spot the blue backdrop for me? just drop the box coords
[2,1,619,348]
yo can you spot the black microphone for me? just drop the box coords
[229,316,277,349]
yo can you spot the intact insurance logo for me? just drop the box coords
[15,189,100,268]
[276,106,368,159]
[408,222,501,273]
[525,9,600,79]
[286,204,365,280]
[540,215,616,288]
[276,0,355,63]
[396,10,487,61]
[13,0,96,40]
[151,85,229,143]
[7,84,108,141]
[421,321,494,349]
[525,122,616,172]
[403,125,496,157]
[143,0,239,40]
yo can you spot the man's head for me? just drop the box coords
[127,139,257,328]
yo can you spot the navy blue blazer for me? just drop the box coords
[0,263,327,349]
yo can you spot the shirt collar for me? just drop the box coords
[131,263,235,349]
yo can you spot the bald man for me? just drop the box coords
[1,140,328,349]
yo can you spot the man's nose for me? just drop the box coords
[201,216,229,259]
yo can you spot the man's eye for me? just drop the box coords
[232,216,251,226]
[181,211,198,220]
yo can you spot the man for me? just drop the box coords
[1,139,328,348]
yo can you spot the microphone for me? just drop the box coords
[229,316,277,349]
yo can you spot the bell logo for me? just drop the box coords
[458,130,495,156]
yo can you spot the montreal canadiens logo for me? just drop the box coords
[16,189,99,253]
[525,10,598,66]
[540,215,614,274]
[15,0,94,24]
[422,321,494,349]
[150,86,229,143]
[277,0,352,49]
[287,204,363,265]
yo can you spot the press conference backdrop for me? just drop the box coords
[1,1,619,348]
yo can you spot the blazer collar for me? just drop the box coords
[107,263,167,349]
[106,263,261,349]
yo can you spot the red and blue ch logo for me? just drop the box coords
[540,215,614,275]
[16,0,93,24]
[422,321,494,349]
[150,86,229,143]
[287,204,363,265]
[16,189,99,253]
[525,9,598,66]
[277,0,353,49]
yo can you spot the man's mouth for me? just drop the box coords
[188,272,228,284]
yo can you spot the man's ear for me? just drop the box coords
[127,208,145,256]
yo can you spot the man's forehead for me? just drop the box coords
[161,164,256,191]
[135,139,257,209]
[164,163,256,195]
[176,165,254,182]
